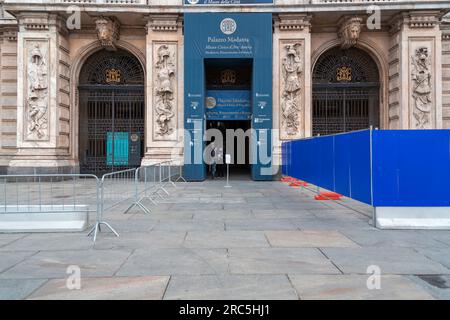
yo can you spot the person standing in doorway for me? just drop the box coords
[216,146,224,178]
[210,141,217,180]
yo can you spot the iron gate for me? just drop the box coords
[78,50,145,175]
[312,87,379,136]
[312,47,380,136]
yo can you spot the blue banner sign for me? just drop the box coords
[205,90,251,120]
[185,0,273,5]
[106,132,129,166]
[184,13,273,181]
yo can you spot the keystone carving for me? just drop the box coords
[95,17,120,51]
[338,16,363,50]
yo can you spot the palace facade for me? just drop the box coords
[0,0,449,180]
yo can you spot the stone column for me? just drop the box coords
[8,13,74,174]
[388,11,443,129]
[141,14,184,166]
[273,14,312,171]
[441,16,450,129]
[0,26,18,174]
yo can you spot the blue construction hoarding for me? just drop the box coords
[282,129,450,207]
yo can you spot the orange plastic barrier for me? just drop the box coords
[314,191,343,201]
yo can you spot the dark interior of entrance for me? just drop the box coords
[78,49,145,175]
[204,58,253,179]
[312,47,380,136]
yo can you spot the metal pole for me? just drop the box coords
[224,163,231,188]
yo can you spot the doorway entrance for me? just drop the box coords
[184,13,273,181]
[78,49,145,175]
[205,59,252,179]
[206,120,252,179]
[312,47,380,136]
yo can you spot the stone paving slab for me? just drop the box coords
[93,231,187,250]
[291,217,374,231]
[0,251,36,274]
[288,275,434,300]
[225,219,299,231]
[0,234,28,248]
[183,231,270,248]
[0,233,95,252]
[251,209,316,220]
[409,275,450,300]
[0,249,131,279]
[152,220,224,232]
[322,247,450,275]
[413,247,450,269]
[0,279,48,300]
[164,275,298,300]
[340,229,449,248]
[193,210,253,220]
[116,248,228,276]
[27,276,169,300]
[228,248,340,275]
[265,230,359,248]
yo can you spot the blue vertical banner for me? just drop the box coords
[184,13,273,181]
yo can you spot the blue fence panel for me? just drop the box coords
[282,130,372,205]
[345,130,372,205]
[372,130,450,207]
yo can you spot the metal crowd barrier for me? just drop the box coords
[0,162,188,242]
[0,174,100,232]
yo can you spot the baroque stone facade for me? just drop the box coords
[0,0,448,175]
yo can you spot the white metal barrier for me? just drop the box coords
[0,162,188,242]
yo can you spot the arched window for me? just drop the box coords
[78,49,145,175]
[312,47,380,136]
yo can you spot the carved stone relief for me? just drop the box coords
[281,42,303,137]
[154,44,176,138]
[95,17,120,51]
[338,16,363,50]
[411,46,432,128]
[26,43,49,140]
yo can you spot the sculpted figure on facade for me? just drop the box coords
[281,43,302,136]
[154,44,176,136]
[339,17,363,49]
[95,17,120,51]
[27,44,48,140]
[411,47,432,129]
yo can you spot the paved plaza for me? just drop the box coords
[0,179,449,300]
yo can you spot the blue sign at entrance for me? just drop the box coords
[205,90,251,120]
[184,13,273,181]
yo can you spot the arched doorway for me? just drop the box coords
[312,47,380,136]
[78,49,145,175]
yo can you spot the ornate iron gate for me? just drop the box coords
[312,47,380,136]
[78,50,145,175]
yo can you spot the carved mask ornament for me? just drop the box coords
[95,17,120,51]
[339,17,363,50]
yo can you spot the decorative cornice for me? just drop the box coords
[147,14,181,33]
[389,11,442,34]
[0,28,17,41]
[274,14,312,32]
[409,13,439,28]
[17,13,67,34]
